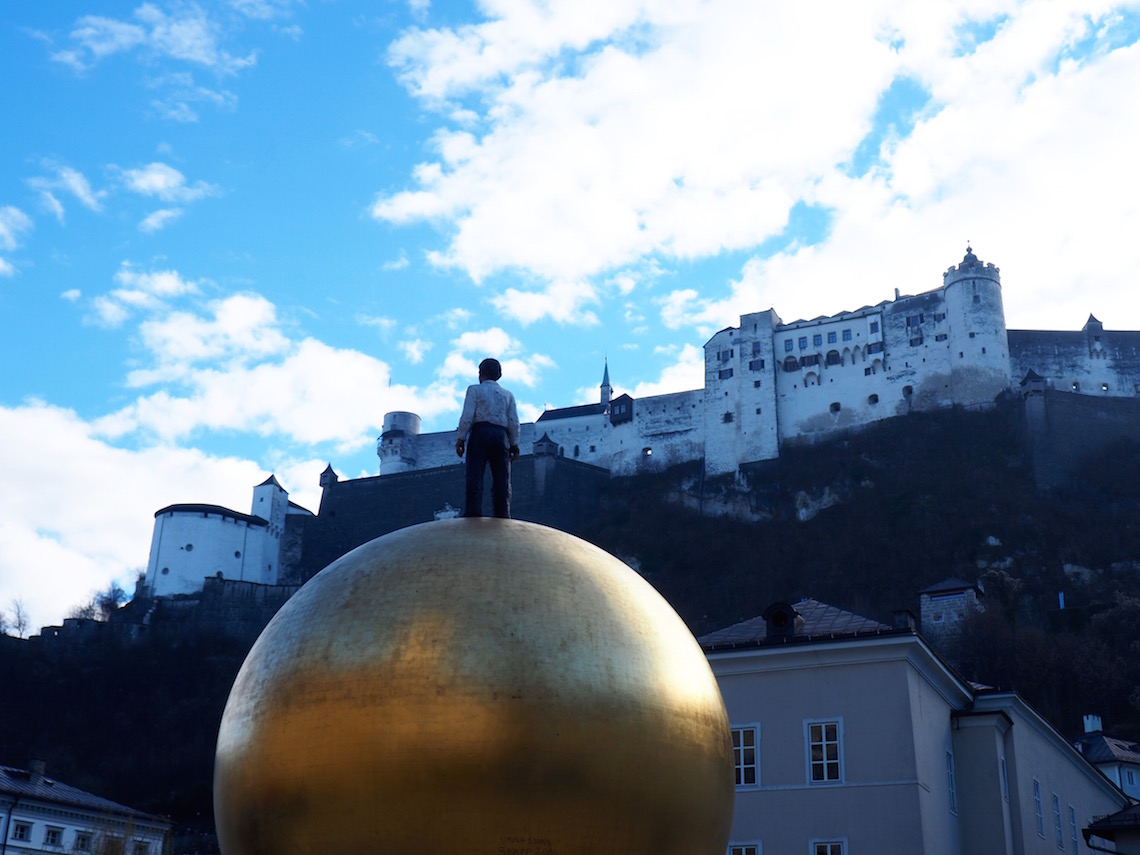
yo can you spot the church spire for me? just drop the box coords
[600,359,612,407]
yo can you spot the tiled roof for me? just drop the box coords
[1075,733,1140,765]
[0,766,166,823]
[699,598,895,650]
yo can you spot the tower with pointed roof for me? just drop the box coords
[600,359,612,408]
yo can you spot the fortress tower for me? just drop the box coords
[378,411,422,474]
[941,246,1011,406]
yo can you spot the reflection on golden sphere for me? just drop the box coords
[214,518,733,855]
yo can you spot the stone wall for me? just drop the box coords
[1023,388,1140,489]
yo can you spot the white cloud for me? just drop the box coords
[0,206,33,275]
[374,0,1140,336]
[358,314,398,333]
[626,344,706,398]
[0,400,269,633]
[121,162,219,202]
[140,208,184,232]
[27,165,104,221]
[90,263,202,327]
[491,280,600,325]
[400,338,433,363]
[61,289,81,302]
[55,4,257,74]
[451,327,518,357]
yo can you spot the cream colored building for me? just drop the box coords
[701,600,1131,855]
[0,763,168,855]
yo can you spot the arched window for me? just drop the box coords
[826,350,841,366]
[783,356,799,372]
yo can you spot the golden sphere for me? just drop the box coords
[214,518,734,855]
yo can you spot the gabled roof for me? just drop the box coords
[536,403,607,422]
[257,474,283,489]
[699,598,895,650]
[0,765,167,824]
[1075,732,1140,765]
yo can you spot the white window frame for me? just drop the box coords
[1033,779,1045,837]
[728,841,761,855]
[12,823,31,842]
[44,827,63,847]
[1068,805,1079,855]
[732,724,760,789]
[805,718,844,785]
[946,750,958,815]
[75,833,93,852]
[809,838,846,855]
[1052,793,1064,849]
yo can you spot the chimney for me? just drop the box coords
[762,602,802,641]
[30,760,45,785]
[1083,714,1103,734]
[893,610,916,630]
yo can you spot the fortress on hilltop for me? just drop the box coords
[120,246,1140,610]
[379,247,1140,478]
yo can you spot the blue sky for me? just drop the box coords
[3,0,1140,631]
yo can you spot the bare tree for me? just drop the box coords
[96,582,127,621]
[10,599,29,638]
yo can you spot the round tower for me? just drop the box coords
[377,411,422,474]
[942,246,1011,406]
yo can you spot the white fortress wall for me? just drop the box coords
[773,306,897,445]
[616,388,707,475]
[145,508,272,597]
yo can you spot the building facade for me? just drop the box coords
[1,763,168,855]
[379,248,1140,479]
[140,475,312,598]
[700,600,1130,855]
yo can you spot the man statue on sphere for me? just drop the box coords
[456,358,520,518]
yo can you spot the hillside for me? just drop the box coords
[3,398,1140,844]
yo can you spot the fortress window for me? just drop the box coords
[934,312,946,322]
[973,294,981,304]
[870,321,880,334]
[935,333,947,341]
[827,331,837,344]
[910,336,923,347]
[829,402,841,414]
[867,342,883,354]
[750,359,765,371]
[753,380,762,388]
[826,351,841,366]
[868,394,879,404]
[590,445,596,452]
[719,368,734,380]
[907,313,924,326]
[969,331,976,338]
[864,367,872,376]
[756,407,762,414]
[719,349,734,362]
[723,412,734,423]
[902,385,913,397]
[753,341,764,356]
[185,543,194,552]
[843,329,852,341]
[813,334,823,346]
[802,354,819,367]
[234,551,241,558]
[785,340,794,352]
[799,336,808,350]
[784,356,799,372]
